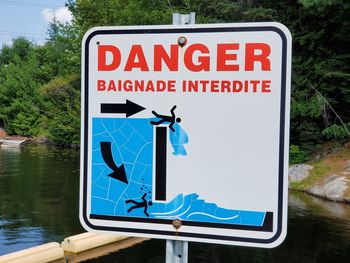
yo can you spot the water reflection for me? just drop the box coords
[0,219,44,253]
[0,145,350,262]
[0,145,84,255]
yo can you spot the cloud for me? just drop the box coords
[42,7,72,24]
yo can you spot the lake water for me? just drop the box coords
[0,145,349,262]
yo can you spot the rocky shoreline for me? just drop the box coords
[289,142,350,204]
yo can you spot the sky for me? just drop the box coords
[0,0,72,47]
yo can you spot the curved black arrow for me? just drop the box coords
[101,99,145,117]
[100,142,128,184]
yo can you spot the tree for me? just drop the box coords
[41,75,80,145]
[0,0,348,149]
[0,39,44,136]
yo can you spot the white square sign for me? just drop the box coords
[80,22,292,248]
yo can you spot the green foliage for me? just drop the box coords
[0,0,349,149]
[0,20,81,144]
[67,0,172,35]
[257,0,350,150]
[299,0,343,8]
[289,145,310,164]
[41,75,81,145]
[0,39,43,136]
[43,21,80,76]
[321,124,350,140]
[0,37,33,64]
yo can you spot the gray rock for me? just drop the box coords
[289,164,313,182]
[308,176,348,202]
[325,175,338,183]
[344,161,350,172]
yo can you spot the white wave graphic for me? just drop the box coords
[186,212,239,221]
[154,204,192,219]
[150,199,185,216]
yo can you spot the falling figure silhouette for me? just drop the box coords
[125,193,153,217]
[150,105,181,132]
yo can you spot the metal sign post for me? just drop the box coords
[166,239,188,263]
[165,11,194,263]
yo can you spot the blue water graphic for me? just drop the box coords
[170,122,189,156]
[150,193,265,226]
[149,117,189,156]
[91,117,266,227]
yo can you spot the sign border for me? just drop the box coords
[80,23,290,246]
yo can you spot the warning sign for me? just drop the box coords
[80,23,292,248]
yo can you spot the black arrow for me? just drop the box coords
[100,142,128,184]
[101,99,145,117]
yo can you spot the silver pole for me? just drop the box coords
[165,12,195,263]
[166,239,188,263]
[172,12,195,25]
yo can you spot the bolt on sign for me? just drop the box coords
[80,23,292,248]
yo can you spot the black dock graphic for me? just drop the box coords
[155,126,167,201]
